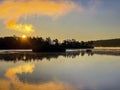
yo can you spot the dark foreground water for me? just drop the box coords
[0,50,120,90]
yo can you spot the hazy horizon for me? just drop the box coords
[0,35,120,42]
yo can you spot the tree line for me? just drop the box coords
[93,38,120,47]
[0,36,94,50]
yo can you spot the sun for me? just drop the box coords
[22,35,26,39]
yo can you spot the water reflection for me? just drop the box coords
[0,64,75,90]
[94,50,120,56]
[0,51,93,62]
[0,50,120,90]
[0,50,119,62]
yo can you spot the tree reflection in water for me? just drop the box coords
[0,50,120,90]
[0,51,93,62]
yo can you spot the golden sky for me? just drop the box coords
[0,0,120,40]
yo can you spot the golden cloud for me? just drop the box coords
[0,0,79,19]
[0,0,81,33]
[0,63,76,90]
[0,79,76,90]
[6,19,34,33]
[5,63,35,80]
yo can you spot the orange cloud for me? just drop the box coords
[0,0,79,19]
[0,0,81,33]
[0,79,76,90]
[6,19,34,33]
[1,63,76,90]
[5,63,35,80]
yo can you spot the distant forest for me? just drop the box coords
[93,38,120,47]
[0,36,93,50]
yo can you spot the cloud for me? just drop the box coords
[0,0,100,33]
[5,63,35,80]
[6,19,34,33]
[0,0,80,19]
[87,0,102,11]
[1,63,76,90]
[0,0,81,33]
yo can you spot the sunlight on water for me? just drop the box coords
[0,50,120,90]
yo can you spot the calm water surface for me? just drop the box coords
[0,50,120,90]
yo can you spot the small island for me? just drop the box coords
[32,37,94,52]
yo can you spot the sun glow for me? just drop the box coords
[22,35,26,39]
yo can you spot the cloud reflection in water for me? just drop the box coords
[0,63,76,90]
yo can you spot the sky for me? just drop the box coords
[0,0,120,41]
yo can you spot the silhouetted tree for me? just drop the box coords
[0,36,94,51]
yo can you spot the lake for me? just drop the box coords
[0,49,120,90]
